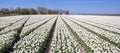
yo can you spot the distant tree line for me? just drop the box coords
[37,7,69,14]
[0,6,69,16]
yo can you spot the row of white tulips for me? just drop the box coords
[0,15,28,52]
[24,15,54,26]
[49,17,81,53]
[0,31,17,52]
[68,17,120,43]
[80,18,120,31]
[70,16,120,32]
[0,15,26,29]
[62,17,120,53]
[0,17,28,34]
[20,17,53,37]
[70,17,120,34]
[13,17,56,53]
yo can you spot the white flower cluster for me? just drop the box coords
[0,17,28,34]
[70,15,120,30]
[0,16,25,29]
[24,15,53,26]
[13,17,56,53]
[20,18,52,37]
[69,18,120,43]
[49,17,81,53]
[0,31,17,51]
[83,19,120,33]
[63,17,120,53]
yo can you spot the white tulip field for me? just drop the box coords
[0,15,120,53]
